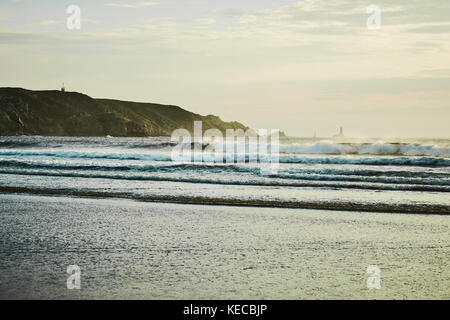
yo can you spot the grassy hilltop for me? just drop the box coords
[0,88,249,137]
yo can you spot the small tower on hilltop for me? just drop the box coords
[61,83,66,92]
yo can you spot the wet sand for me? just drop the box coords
[0,194,449,299]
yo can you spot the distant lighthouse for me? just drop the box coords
[61,83,66,92]
[333,127,345,139]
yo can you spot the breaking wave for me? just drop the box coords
[280,141,450,157]
[0,149,449,167]
[1,169,449,192]
[1,136,449,196]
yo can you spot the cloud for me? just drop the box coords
[194,18,216,25]
[415,68,450,78]
[0,31,55,44]
[239,15,257,24]
[406,24,450,33]
[186,0,207,4]
[39,20,62,26]
[105,2,160,8]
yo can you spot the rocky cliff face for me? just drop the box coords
[0,93,29,134]
[0,88,249,137]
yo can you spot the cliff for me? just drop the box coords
[0,88,249,137]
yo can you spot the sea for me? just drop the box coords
[0,136,449,299]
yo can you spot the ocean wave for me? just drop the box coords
[0,159,448,179]
[0,141,40,148]
[1,149,449,167]
[0,150,173,161]
[0,159,261,175]
[280,141,450,157]
[279,156,450,167]
[275,173,449,186]
[1,185,449,214]
[1,169,449,192]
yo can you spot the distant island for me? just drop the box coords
[0,87,250,137]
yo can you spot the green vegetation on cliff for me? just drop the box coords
[0,88,249,136]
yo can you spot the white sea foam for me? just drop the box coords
[399,144,450,157]
[280,141,450,157]
[280,141,356,154]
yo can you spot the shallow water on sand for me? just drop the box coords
[0,194,448,299]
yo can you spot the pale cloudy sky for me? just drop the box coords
[1,0,449,138]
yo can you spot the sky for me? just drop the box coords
[1,0,449,138]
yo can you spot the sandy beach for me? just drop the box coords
[1,193,448,300]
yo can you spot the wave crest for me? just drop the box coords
[280,141,450,157]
